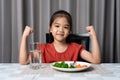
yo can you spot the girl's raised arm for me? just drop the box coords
[81,26,101,64]
[19,26,34,65]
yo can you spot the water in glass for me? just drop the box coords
[29,42,42,69]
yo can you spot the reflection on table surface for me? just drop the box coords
[0,63,120,80]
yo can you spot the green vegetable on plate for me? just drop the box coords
[53,61,75,68]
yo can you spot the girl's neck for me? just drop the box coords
[53,40,67,46]
[53,40,68,53]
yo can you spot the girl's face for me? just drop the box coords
[49,17,70,42]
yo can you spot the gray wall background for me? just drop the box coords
[0,0,120,63]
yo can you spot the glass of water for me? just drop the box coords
[29,42,42,69]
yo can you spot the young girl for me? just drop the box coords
[19,10,100,64]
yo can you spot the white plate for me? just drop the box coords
[51,61,91,72]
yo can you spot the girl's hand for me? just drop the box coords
[23,26,34,37]
[86,26,96,38]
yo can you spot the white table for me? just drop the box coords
[0,63,120,80]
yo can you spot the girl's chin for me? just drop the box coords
[55,38,66,42]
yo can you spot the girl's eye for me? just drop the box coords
[64,26,69,29]
[55,25,59,27]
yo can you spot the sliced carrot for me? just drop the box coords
[75,64,87,68]
[80,65,87,68]
[75,64,82,68]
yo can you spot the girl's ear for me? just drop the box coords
[48,26,52,32]
[69,31,72,34]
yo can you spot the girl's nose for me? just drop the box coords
[59,27,64,32]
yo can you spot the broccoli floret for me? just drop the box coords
[53,62,61,67]
[69,64,75,68]
[61,63,68,68]
[53,61,75,68]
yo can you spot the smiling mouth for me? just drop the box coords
[56,34,64,36]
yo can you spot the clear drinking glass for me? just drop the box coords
[29,42,42,69]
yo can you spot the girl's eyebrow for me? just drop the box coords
[54,22,69,26]
[65,24,70,26]
[54,23,60,25]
